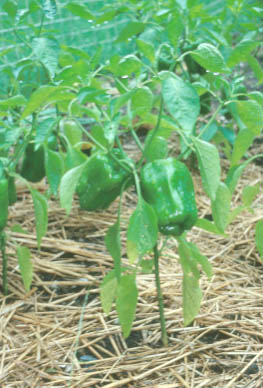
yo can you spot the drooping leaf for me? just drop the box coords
[0,95,27,109]
[131,87,153,118]
[116,274,138,338]
[167,11,184,49]
[255,220,263,261]
[100,269,118,315]
[183,273,202,326]
[127,199,158,263]
[17,245,33,291]
[30,189,48,248]
[66,3,94,20]
[136,39,155,64]
[59,161,88,215]
[195,218,224,235]
[211,182,231,233]
[105,220,121,280]
[231,128,255,166]
[45,149,65,196]
[242,183,260,207]
[32,37,59,79]
[227,40,260,67]
[162,76,200,134]
[192,137,221,201]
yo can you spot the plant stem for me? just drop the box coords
[153,244,168,347]
[0,232,8,295]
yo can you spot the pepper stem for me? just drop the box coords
[153,244,168,347]
[0,232,8,295]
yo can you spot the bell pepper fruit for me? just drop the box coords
[140,158,198,237]
[76,149,133,211]
[20,143,46,183]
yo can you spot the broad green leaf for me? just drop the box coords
[136,39,155,64]
[131,87,153,117]
[167,11,183,49]
[242,183,260,207]
[117,55,142,77]
[236,100,263,135]
[187,242,213,279]
[192,137,221,201]
[100,270,118,315]
[248,91,263,106]
[116,21,145,43]
[59,161,88,215]
[66,3,94,20]
[195,218,224,235]
[32,37,59,79]
[109,91,133,117]
[45,149,65,196]
[35,117,55,145]
[3,0,17,18]
[191,43,228,73]
[105,221,121,280]
[0,95,27,109]
[247,55,263,83]
[20,86,55,119]
[90,121,117,150]
[41,0,57,19]
[31,189,48,248]
[127,199,158,263]
[227,40,260,67]
[17,245,33,292]
[60,119,82,147]
[116,274,138,338]
[145,135,168,162]
[183,273,202,326]
[231,128,255,166]
[255,220,263,261]
[64,144,87,170]
[211,182,231,233]
[178,239,200,279]
[162,76,200,134]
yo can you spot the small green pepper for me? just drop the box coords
[20,143,46,183]
[76,149,133,211]
[141,158,198,237]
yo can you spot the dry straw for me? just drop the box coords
[0,158,263,387]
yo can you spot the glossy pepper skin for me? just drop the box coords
[20,143,45,183]
[76,149,133,211]
[141,158,198,237]
[0,178,9,233]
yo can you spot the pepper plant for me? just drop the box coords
[0,0,263,345]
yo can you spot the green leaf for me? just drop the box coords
[183,273,202,326]
[60,119,82,147]
[236,100,263,135]
[127,199,158,263]
[20,86,55,119]
[66,3,94,20]
[192,137,221,201]
[247,55,263,84]
[35,117,55,145]
[191,43,229,73]
[242,183,260,207]
[116,274,138,338]
[188,242,213,279]
[11,224,29,234]
[0,95,27,109]
[32,37,59,79]
[162,76,200,134]
[105,221,121,280]
[255,220,263,261]
[45,149,65,196]
[116,21,145,43]
[109,91,133,117]
[17,245,33,292]
[117,55,142,77]
[131,87,153,118]
[227,40,260,67]
[3,0,17,18]
[145,135,168,162]
[59,161,88,215]
[211,182,231,233]
[167,11,183,49]
[31,189,48,248]
[231,128,255,166]
[195,218,224,235]
[100,269,118,315]
[136,39,155,64]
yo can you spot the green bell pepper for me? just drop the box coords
[141,158,198,237]
[76,149,133,211]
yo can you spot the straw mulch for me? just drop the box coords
[1,160,263,388]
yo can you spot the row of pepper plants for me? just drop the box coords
[0,0,263,346]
